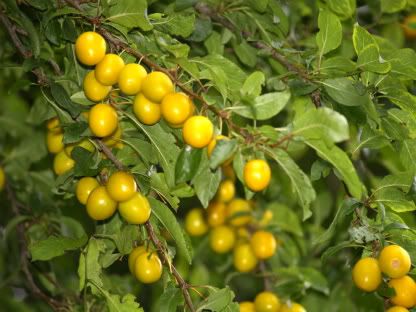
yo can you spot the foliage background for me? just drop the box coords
[0,0,416,311]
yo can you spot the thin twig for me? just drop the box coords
[5,182,67,311]
[0,11,32,58]
[258,261,273,291]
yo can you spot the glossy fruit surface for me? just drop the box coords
[161,92,193,126]
[76,177,99,205]
[118,63,147,95]
[185,208,208,236]
[254,291,281,312]
[46,117,61,133]
[206,201,226,227]
[226,199,252,226]
[233,243,258,272]
[352,257,382,292]
[403,15,416,39]
[239,301,256,312]
[118,193,151,224]
[83,71,111,102]
[134,251,163,283]
[86,186,117,220]
[95,54,125,86]
[75,32,106,66]
[209,225,235,253]
[250,231,277,260]
[386,307,409,312]
[141,71,173,103]
[128,246,146,274]
[388,275,416,308]
[65,139,95,157]
[244,159,271,192]
[280,303,306,312]
[46,131,64,154]
[216,179,235,203]
[183,116,214,148]
[53,151,75,175]
[379,245,411,278]
[133,93,161,125]
[106,171,137,202]
[0,166,5,190]
[89,103,118,137]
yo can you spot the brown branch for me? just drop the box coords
[5,182,67,311]
[0,11,32,58]
[145,222,195,312]
[258,261,273,291]
[94,139,124,171]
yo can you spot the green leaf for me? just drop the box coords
[293,107,349,144]
[322,78,369,106]
[113,225,138,254]
[352,24,377,55]
[241,71,265,98]
[350,125,390,155]
[316,10,342,56]
[106,293,143,312]
[326,0,356,20]
[125,114,181,187]
[264,148,316,220]
[106,0,153,31]
[158,284,184,312]
[383,89,416,114]
[150,173,180,210]
[50,83,82,118]
[232,90,291,120]
[29,235,87,261]
[148,198,193,264]
[192,159,222,208]
[305,140,364,199]
[79,238,106,292]
[399,140,416,175]
[381,0,407,13]
[383,48,416,80]
[314,198,360,245]
[266,202,303,237]
[209,139,238,169]
[62,121,89,144]
[156,12,195,38]
[196,287,238,312]
[72,147,102,177]
[357,44,391,74]
[175,146,203,184]
[321,241,360,264]
[70,91,94,106]
[320,56,356,77]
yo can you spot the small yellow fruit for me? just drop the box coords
[209,225,235,253]
[206,201,226,227]
[216,179,235,203]
[83,71,112,102]
[118,193,151,224]
[76,177,99,205]
[75,32,106,66]
[250,231,277,260]
[118,63,147,95]
[133,93,161,125]
[46,131,64,154]
[379,245,411,278]
[134,251,163,283]
[244,159,271,192]
[128,246,147,274]
[103,126,122,147]
[53,151,75,175]
[185,208,208,236]
[0,166,5,191]
[161,92,194,126]
[233,243,258,272]
[183,116,214,148]
[280,302,306,312]
[86,186,117,221]
[352,257,382,292]
[239,301,256,312]
[388,275,416,308]
[106,171,137,202]
[95,54,125,86]
[254,291,281,312]
[88,103,118,137]
[46,117,61,133]
[226,199,252,226]
[141,71,174,103]
[386,307,409,312]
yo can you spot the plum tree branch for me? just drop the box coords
[96,140,196,312]
[5,182,67,311]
